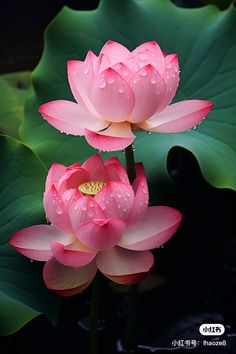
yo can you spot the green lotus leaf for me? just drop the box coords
[0,72,32,139]
[0,135,61,334]
[0,244,61,335]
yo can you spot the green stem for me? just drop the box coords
[125,144,136,184]
[123,144,138,351]
[123,284,138,352]
[89,275,101,354]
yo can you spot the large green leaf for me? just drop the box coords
[0,135,61,334]
[20,0,236,194]
[0,244,61,335]
[0,72,32,139]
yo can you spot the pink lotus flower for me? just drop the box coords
[9,155,182,296]
[39,40,213,152]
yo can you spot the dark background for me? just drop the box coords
[0,1,235,353]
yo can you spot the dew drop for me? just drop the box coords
[90,203,94,207]
[123,70,129,77]
[115,63,122,70]
[98,78,107,88]
[156,91,160,95]
[150,77,157,84]
[126,193,131,198]
[119,86,125,93]
[82,205,87,211]
[166,63,172,69]
[30,259,34,263]
[84,67,89,74]
[123,208,127,213]
[66,194,72,202]
[141,69,147,77]
[133,78,138,84]
[142,188,147,194]
[174,67,178,73]
[105,200,109,204]
[166,75,170,80]
[107,77,115,85]
[117,194,122,199]
[139,53,147,61]
[56,207,63,215]
[147,131,152,135]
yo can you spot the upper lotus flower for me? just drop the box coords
[9,155,182,296]
[39,40,213,152]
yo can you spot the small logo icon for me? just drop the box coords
[199,324,225,336]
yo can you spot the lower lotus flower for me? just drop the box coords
[9,155,182,296]
[39,40,213,152]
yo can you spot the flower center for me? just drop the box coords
[78,180,106,196]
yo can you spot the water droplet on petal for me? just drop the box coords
[66,194,72,202]
[30,259,34,263]
[139,53,147,61]
[98,78,107,88]
[123,70,128,77]
[107,77,115,85]
[166,63,172,69]
[141,69,147,77]
[56,206,63,215]
[82,205,87,211]
[156,91,160,95]
[119,86,125,93]
[84,68,89,74]
[150,77,157,84]
[115,63,122,70]
[133,78,138,84]
[147,131,152,135]
[175,67,178,73]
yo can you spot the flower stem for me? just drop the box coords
[89,275,101,354]
[123,284,138,352]
[125,144,136,184]
[124,144,138,351]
